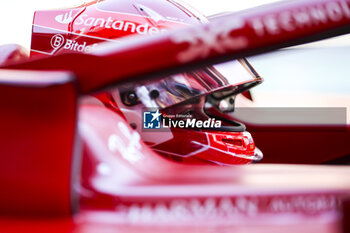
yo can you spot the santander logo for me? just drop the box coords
[54,10,168,35]
[55,10,74,24]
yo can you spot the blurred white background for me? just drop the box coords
[0,0,82,48]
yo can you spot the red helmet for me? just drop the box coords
[31,0,263,165]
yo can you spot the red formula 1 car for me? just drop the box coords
[0,0,350,232]
[28,0,350,165]
[29,0,264,165]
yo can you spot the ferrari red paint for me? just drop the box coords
[0,0,349,232]
[152,128,258,164]
[30,0,197,57]
[0,69,78,216]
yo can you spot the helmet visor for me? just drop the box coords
[118,59,262,109]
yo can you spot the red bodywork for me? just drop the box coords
[30,0,200,57]
[152,128,256,164]
[0,0,350,232]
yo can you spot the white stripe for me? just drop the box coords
[30,49,55,56]
[32,24,118,43]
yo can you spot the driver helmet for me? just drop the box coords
[31,0,263,165]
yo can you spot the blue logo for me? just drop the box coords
[143,110,162,129]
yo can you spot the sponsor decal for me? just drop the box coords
[169,1,350,63]
[55,10,74,24]
[108,122,143,163]
[249,0,350,36]
[50,34,98,53]
[170,19,248,63]
[143,109,222,130]
[51,34,65,49]
[114,194,340,224]
[55,10,166,35]
[63,39,98,53]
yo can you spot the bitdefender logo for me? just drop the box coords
[51,34,65,49]
[50,34,98,53]
[143,110,162,129]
